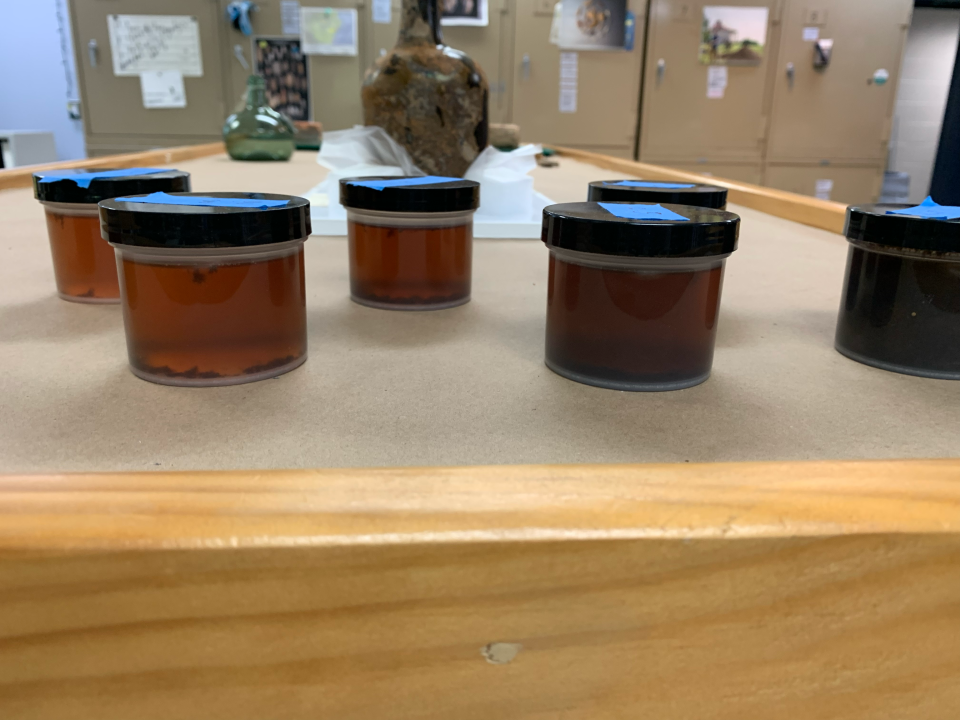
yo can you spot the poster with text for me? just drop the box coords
[442,0,488,26]
[558,0,626,51]
[255,38,309,121]
[699,6,769,65]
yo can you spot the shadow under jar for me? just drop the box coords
[340,176,480,310]
[542,202,740,391]
[32,168,190,303]
[588,180,728,210]
[99,192,311,387]
[835,203,960,379]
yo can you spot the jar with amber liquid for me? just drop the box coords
[99,192,311,386]
[541,202,740,391]
[340,176,480,310]
[32,168,190,303]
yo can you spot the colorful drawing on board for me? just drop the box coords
[699,6,769,65]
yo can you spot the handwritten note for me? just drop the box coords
[140,70,186,109]
[107,14,203,77]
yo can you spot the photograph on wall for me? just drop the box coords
[441,0,489,26]
[558,0,627,51]
[699,6,769,65]
[254,37,310,121]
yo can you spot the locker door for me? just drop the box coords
[511,0,647,155]
[72,0,227,137]
[366,0,515,125]
[639,0,779,164]
[765,0,912,163]
[220,0,367,132]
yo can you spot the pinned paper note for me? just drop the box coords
[372,0,391,24]
[707,65,727,99]
[301,7,358,56]
[559,52,578,113]
[107,15,203,77]
[114,193,290,208]
[599,203,689,221]
[140,70,186,109]
[803,26,820,41]
[887,197,960,220]
[281,0,301,34]
[610,181,696,189]
[815,179,833,200]
[346,176,456,191]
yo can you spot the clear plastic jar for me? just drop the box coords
[32,168,190,303]
[541,202,740,391]
[346,207,473,310]
[836,202,960,379]
[100,192,311,387]
[340,176,479,310]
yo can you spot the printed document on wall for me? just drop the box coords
[301,7,358,56]
[107,14,203,77]
[559,52,578,113]
[140,70,186,109]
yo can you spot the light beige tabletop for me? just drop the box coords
[1,152,957,473]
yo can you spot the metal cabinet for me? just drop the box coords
[639,0,781,169]
[511,0,647,157]
[71,0,228,155]
[763,164,883,205]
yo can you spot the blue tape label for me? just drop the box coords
[608,181,697,189]
[599,202,689,221]
[886,196,960,221]
[113,192,290,208]
[346,176,460,191]
[37,168,168,189]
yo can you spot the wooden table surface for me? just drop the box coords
[1,151,958,473]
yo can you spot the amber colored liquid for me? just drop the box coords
[348,220,471,308]
[44,209,120,301]
[545,254,725,390]
[118,248,307,385]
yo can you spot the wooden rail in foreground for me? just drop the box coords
[1,460,958,719]
[0,142,226,192]
[551,146,850,235]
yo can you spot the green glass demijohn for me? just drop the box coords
[223,75,296,161]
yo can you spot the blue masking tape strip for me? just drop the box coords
[346,176,460,191]
[599,202,689,221]
[886,196,960,221]
[609,181,697,189]
[113,192,290,208]
[37,167,168,189]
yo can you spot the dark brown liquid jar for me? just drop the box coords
[339,176,480,310]
[98,192,312,387]
[541,202,740,391]
[588,180,728,209]
[32,168,190,303]
[835,201,960,379]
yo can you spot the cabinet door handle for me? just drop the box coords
[87,39,99,68]
[656,58,666,85]
[233,44,250,70]
[521,54,531,80]
[786,62,795,88]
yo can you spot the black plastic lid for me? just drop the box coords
[845,204,960,256]
[33,168,191,204]
[99,193,311,248]
[340,176,480,213]
[588,180,727,209]
[542,202,739,258]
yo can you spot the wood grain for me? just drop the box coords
[551,146,850,234]
[0,142,226,192]
[1,461,959,719]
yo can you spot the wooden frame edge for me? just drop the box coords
[1,459,958,551]
[550,145,849,235]
[0,141,226,192]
